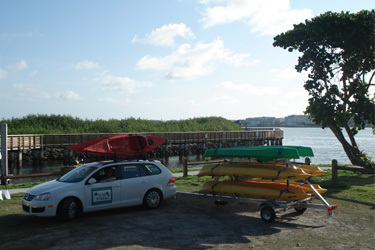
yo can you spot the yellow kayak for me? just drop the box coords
[199,180,311,200]
[227,161,327,177]
[241,179,327,194]
[197,162,311,180]
[291,164,327,176]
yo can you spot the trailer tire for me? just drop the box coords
[214,200,228,205]
[294,207,307,214]
[260,206,276,222]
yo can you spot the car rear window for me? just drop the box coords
[143,164,161,175]
[122,165,144,179]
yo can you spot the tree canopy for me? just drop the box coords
[273,10,375,168]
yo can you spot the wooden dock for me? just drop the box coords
[1,129,283,181]
[2,129,283,151]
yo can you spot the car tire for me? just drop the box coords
[143,189,162,209]
[57,197,80,221]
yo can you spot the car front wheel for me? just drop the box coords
[143,189,162,209]
[58,197,80,221]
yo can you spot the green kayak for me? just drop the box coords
[204,145,314,162]
[261,145,314,157]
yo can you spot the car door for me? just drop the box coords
[83,166,122,211]
[119,164,150,206]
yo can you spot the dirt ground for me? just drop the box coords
[1,192,374,249]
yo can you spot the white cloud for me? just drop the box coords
[98,97,130,105]
[75,60,99,70]
[28,71,38,77]
[13,83,84,101]
[0,31,33,40]
[132,23,195,47]
[0,67,7,80]
[135,40,254,80]
[7,60,28,72]
[216,81,281,95]
[13,83,52,100]
[199,0,312,35]
[55,91,82,100]
[94,72,153,94]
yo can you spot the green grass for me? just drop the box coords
[169,168,200,174]
[5,182,43,190]
[309,169,375,204]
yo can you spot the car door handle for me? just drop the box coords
[113,184,120,188]
[142,180,148,184]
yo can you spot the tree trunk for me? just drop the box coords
[329,125,374,168]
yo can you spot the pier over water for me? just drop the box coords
[1,128,282,151]
[1,129,283,166]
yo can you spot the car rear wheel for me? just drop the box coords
[143,189,162,209]
[58,197,80,221]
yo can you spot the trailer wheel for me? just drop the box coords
[214,200,228,205]
[294,207,307,214]
[260,206,276,222]
[295,201,307,214]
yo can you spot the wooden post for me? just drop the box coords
[182,157,188,177]
[332,159,338,185]
[305,157,311,165]
[1,123,8,185]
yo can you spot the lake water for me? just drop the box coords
[282,127,374,165]
[7,127,374,184]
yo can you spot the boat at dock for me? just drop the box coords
[67,134,167,157]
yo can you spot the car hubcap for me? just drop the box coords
[68,201,77,219]
[147,191,160,207]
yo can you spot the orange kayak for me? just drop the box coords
[199,180,311,200]
[240,179,327,194]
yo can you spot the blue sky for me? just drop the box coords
[1,0,373,120]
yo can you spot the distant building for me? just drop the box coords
[239,116,284,128]
[237,115,316,127]
[284,115,315,126]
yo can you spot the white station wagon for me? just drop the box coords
[22,160,176,221]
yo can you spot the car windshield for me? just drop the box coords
[58,163,99,183]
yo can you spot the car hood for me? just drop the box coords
[27,179,74,195]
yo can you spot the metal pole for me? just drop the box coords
[1,124,8,184]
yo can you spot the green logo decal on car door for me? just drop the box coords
[92,187,113,205]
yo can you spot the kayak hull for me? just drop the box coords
[197,162,311,180]
[67,134,167,157]
[199,180,311,200]
[204,145,314,162]
[241,179,327,194]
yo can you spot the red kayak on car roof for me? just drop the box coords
[67,134,167,157]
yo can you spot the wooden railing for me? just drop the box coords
[1,130,283,151]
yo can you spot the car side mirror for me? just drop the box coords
[88,178,97,184]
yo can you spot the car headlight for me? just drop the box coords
[34,192,51,201]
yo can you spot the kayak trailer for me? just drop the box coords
[178,179,337,223]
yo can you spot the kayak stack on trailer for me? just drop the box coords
[197,145,337,222]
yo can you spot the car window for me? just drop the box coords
[142,164,161,175]
[58,163,98,183]
[91,166,117,183]
[121,165,145,179]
